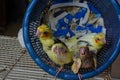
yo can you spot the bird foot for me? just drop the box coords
[55,66,63,80]
[78,73,83,80]
[104,74,112,80]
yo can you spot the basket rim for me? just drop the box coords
[23,0,120,79]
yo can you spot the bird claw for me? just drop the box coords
[55,66,63,80]
[72,58,81,74]
[78,73,83,80]
[104,74,112,80]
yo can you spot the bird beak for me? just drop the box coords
[81,48,86,55]
[35,30,40,36]
[102,38,106,44]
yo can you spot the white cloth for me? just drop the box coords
[17,28,26,48]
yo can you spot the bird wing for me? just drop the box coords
[64,35,82,52]
[51,43,72,65]
[78,33,96,44]
[71,58,81,74]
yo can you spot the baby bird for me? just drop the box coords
[78,33,106,54]
[36,24,73,79]
[72,46,97,80]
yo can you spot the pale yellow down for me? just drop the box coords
[37,24,72,66]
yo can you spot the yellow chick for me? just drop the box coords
[78,33,106,53]
[36,24,72,79]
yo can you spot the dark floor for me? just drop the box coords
[3,21,22,36]
[1,0,120,37]
[0,0,27,36]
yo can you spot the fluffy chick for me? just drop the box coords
[78,33,106,53]
[72,46,97,80]
[36,24,72,79]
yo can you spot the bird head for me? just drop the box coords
[36,24,52,39]
[79,46,89,58]
[94,33,106,46]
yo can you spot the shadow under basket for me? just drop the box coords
[23,0,120,80]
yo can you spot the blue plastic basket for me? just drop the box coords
[23,0,120,79]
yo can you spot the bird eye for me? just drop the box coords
[43,32,48,34]
[96,38,100,41]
